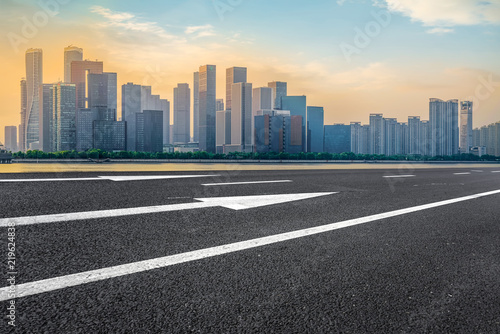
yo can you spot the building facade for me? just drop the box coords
[199,65,217,153]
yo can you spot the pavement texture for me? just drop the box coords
[0,166,499,333]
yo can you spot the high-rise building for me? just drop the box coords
[324,124,350,154]
[231,82,253,151]
[281,96,307,152]
[25,48,43,151]
[420,120,431,156]
[122,83,142,151]
[199,65,216,153]
[369,114,384,155]
[19,79,27,152]
[39,84,54,152]
[285,115,304,154]
[407,116,421,155]
[88,73,117,113]
[76,108,98,151]
[460,101,473,154]
[395,122,409,155]
[429,98,459,156]
[52,83,77,151]
[216,99,224,112]
[161,99,170,145]
[480,125,489,149]
[136,110,163,153]
[193,72,200,143]
[307,106,324,153]
[93,120,126,152]
[226,67,247,111]
[472,128,481,147]
[70,60,103,110]
[350,122,363,154]
[4,126,17,152]
[268,81,287,110]
[64,46,83,83]
[216,110,226,153]
[173,83,190,144]
[383,118,397,156]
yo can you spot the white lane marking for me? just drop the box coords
[0,193,336,227]
[0,178,103,182]
[99,175,219,182]
[454,172,471,175]
[1,188,499,301]
[202,180,292,186]
[491,171,500,173]
[383,175,415,178]
[471,170,484,173]
[0,175,219,183]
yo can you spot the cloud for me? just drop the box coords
[377,0,500,28]
[427,27,454,34]
[185,24,215,37]
[90,5,176,40]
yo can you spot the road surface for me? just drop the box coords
[1,166,499,333]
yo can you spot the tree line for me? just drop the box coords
[10,149,500,161]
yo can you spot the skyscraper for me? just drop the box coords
[88,72,117,113]
[19,79,27,152]
[231,82,253,151]
[161,99,170,145]
[199,65,216,153]
[252,87,272,112]
[407,116,421,155]
[460,101,473,154]
[429,98,459,156]
[369,114,384,155]
[122,83,142,151]
[136,110,163,153]
[52,83,77,151]
[324,124,350,154]
[193,72,199,142]
[268,81,287,110]
[226,67,247,111]
[173,83,190,144]
[350,122,363,154]
[4,126,17,152]
[70,60,103,110]
[281,96,307,152]
[64,46,83,83]
[307,106,324,153]
[25,48,43,150]
[39,83,54,152]
[383,117,397,156]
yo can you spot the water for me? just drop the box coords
[0,162,498,173]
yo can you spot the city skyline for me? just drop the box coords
[1,1,499,141]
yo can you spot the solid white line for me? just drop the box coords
[0,175,219,183]
[202,180,292,186]
[0,178,104,182]
[383,175,415,178]
[454,172,471,175]
[0,193,334,227]
[1,188,499,301]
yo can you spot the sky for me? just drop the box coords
[1,0,499,142]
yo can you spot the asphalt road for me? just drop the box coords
[1,166,499,333]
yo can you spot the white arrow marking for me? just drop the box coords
[202,180,292,186]
[1,189,499,301]
[0,192,336,227]
[0,175,220,182]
